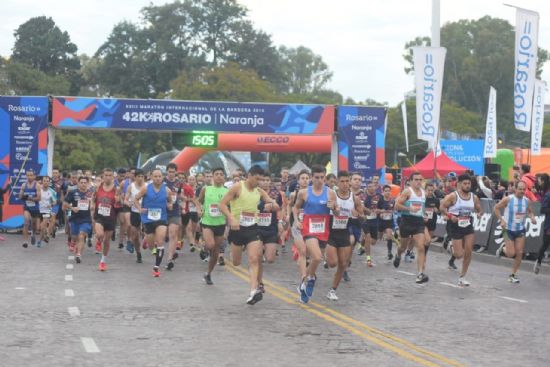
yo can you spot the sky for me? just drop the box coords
[1,0,550,105]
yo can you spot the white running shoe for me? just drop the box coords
[458,277,470,287]
[326,289,338,301]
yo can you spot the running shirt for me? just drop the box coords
[230,182,260,227]
[302,186,330,240]
[141,183,168,224]
[364,193,381,221]
[424,195,440,224]
[258,188,283,231]
[503,194,529,232]
[448,191,474,228]
[51,178,63,204]
[377,196,395,221]
[331,191,354,230]
[22,181,39,212]
[128,182,144,214]
[39,187,57,215]
[63,180,78,196]
[181,183,197,214]
[201,185,228,226]
[95,184,117,220]
[402,187,426,218]
[64,189,92,223]
[164,178,182,217]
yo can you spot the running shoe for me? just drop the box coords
[415,273,429,284]
[151,247,157,256]
[36,240,42,248]
[126,241,134,254]
[203,273,213,285]
[534,261,541,275]
[358,247,366,256]
[87,238,92,248]
[199,249,208,261]
[326,289,338,301]
[393,255,401,268]
[298,279,309,303]
[343,270,351,282]
[305,276,316,298]
[409,251,415,260]
[259,282,265,293]
[387,253,393,261]
[166,261,174,271]
[31,235,36,246]
[152,267,160,277]
[367,257,373,267]
[496,242,505,259]
[99,262,107,272]
[136,252,143,263]
[172,252,179,260]
[22,243,28,248]
[203,255,210,263]
[404,254,412,263]
[323,260,329,269]
[458,277,470,287]
[246,289,263,305]
[508,274,520,284]
[95,240,102,254]
[118,242,124,250]
[218,256,225,266]
[448,259,457,270]
[75,255,81,264]
[189,245,196,253]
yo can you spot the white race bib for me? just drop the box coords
[366,213,377,220]
[332,216,348,229]
[98,204,111,217]
[380,212,393,220]
[25,200,36,207]
[257,213,272,227]
[410,202,423,216]
[42,213,51,218]
[147,208,162,221]
[208,204,221,217]
[458,216,471,228]
[189,202,197,213]
[309,218,326,233]
[77,200,89,211]
[425,208,434,220]
[239,211,256,227]
[514,212,526,224]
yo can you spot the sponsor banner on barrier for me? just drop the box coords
[0,96,49,229]
[51,97,335,134]
[440,140,485,176]
[337,106,386,184]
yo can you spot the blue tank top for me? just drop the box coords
[141,183,168,223]
[23,181,39,211]
[304,186,330,215]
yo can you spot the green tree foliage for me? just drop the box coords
[278,46,333,94]
[1,61,70,95]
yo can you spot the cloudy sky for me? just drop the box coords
[1,0,549,105]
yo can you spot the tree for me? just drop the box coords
[2,61,70,95]
[278,46,333,94]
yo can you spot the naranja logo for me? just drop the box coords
[257,136,290,144]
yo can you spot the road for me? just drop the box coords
[0,233,549,367]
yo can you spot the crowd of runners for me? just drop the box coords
[4,161,550,305]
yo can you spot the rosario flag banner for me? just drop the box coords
[413,47,447,146]
[484,87,498,158]
[513,7,539,132]
[401,100,409,152]
[531,80,545,155]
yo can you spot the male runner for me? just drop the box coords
[363,181,380,267]
[125,169,146,263]
[377,184,396,260]
[63,176,94,263]
[19,169,41,248]
[38,176,57,247]
[287,170,310,285]
[164,163,184,271]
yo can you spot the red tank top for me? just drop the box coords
[95,183,116,219]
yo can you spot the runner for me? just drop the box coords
[115,168,132,251]
[440,174,482,286]
[258,172,283,266]
[93,168,121,271]
[164,163,184,271]
[120,168,135,253]
[219,165,279,305]
[287,170,310,287]
[494,181,536,283]
[38,176,57,247]
[363,181,381,267]
[134,168,174,277]
[181,174,200,253]
[125,168,146,263]
[62,172,79,248]
[534,173,550,274]
[393,172,429,284]
[51,167,64,238]
[198,167,228,285]
[377,184,396,261]
[63,176,93,263]
[326,171,362,301]
[350,173,366,259]
[19,169,41,248]
[293,165,337,303]
[423,182,440,266]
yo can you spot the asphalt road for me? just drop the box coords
[1,232,549,367]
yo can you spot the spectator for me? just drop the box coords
[520,164,537,201]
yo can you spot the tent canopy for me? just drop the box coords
[402,151,468,179]
[289,159,310,175]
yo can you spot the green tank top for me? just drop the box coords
[230,181,260,224]
[201,185,228,226]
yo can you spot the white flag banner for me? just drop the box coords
[513,7,539,132]
[483,86,498,158]
[401,100,409,152]
[530,80,545,155]
[413,47,447,146]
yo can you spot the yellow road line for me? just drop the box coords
[224,265,443,367]
[230,263,464,367]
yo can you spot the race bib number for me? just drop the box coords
[208,204,221,217]
[309,217,326,233]
[147,208,162,221]
[98,204,111,217]
[332,216,348,229]
[42,213,51,219]
[77,200,89,211]
[239,211,256,227]
[380,212,393,220]
[514,212,526,224]
[257,212,272,227]
[458,216,471,228]
[425,208,434,220]
[366,213,377,220]
[25,200,36,207]
[188,202,197,213]
[410,202,423,216]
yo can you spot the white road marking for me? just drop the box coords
[65,275,73,281]
[397,270,415,276]
[66,264,74,270]
[68,306,80,317]
[68,256,75,261]
[14,287,26,290]
[498,296,528,303]
[439,282,460,289]
[80,337,100,353]
[65,289,74,297]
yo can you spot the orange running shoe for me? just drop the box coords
[99,262,107,271]
[152,268,160,277]
[95,240,102,253]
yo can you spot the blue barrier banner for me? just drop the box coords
[337,106,386,183]
[52,97,335,134]
[440,139,485,176]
